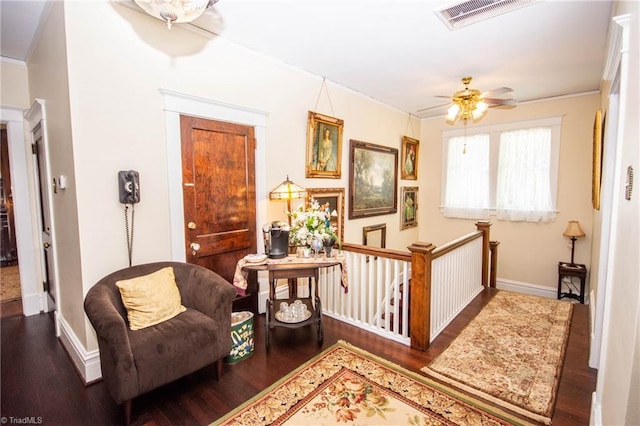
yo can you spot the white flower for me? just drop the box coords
[287,199,339,247]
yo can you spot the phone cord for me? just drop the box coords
[124,204,135,267]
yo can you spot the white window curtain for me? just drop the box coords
[496,127,556,222]
[443,134,490,219]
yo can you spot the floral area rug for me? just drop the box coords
[421,291,573,425]
[213,341,533,425]
[0,265,22,302]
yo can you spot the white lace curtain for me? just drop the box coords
[496,127,556,222]
[443,134,490,219]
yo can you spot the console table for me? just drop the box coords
[238,255,347,350]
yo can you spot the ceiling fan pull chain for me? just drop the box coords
[313,77,336,117]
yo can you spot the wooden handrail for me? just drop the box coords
[339,242,411,262]
[431,230,483,259]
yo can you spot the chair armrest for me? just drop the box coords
[178,266,237,322]
[84,285,138,403]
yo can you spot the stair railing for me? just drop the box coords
[318,222,495,350]
[319,244,412,345]
[408,221,492,351]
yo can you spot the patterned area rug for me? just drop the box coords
[213,341,533,425]
[0,265,22,302]
[421,291,573,425]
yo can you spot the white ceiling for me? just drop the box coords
[0,0,613,118]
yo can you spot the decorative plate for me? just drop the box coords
[245,254,267,263]
[275,309,312,323]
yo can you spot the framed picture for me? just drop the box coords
[307,187,345,243]
[592,109,603,210]
[349,140,398,219]
[401,136,419,180]
[362,223,386,248]
[400,186,418,229]
[306,111,343,179]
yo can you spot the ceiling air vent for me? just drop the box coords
[434,0,543,30]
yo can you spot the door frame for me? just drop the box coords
[0,105,45,316]
[24,100,60,321]
[161,89,268,263]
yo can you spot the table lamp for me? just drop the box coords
[269,175,306,225]
[563,220,585,266]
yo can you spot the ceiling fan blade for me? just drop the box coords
[481,87,513,97]
[484,98,518,106]
[417,103,450,113]
[434,95,452,99]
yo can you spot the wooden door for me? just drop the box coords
[180,115,257,286]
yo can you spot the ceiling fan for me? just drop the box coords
[418,76,518,124]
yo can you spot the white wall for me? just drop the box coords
[419,94,598,292]
[0,58,30,108]
[595,2,640,425]
[28,1,85,339]
[53,1,420,350]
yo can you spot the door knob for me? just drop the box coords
[190,242,200,256]
[43,242,51,249]
[187,222,197,230]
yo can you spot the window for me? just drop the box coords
[442,117,561,222]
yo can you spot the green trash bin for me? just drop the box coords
[225,311,254,364]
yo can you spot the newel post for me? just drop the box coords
[490,241,500,288]
[475,221,492,288]
[408,242,436,351]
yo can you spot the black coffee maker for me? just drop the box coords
[262,221,290,259]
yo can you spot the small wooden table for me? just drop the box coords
[557,262,587,304]
[241,257,345,350]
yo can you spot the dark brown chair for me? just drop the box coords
[84,261,236,425]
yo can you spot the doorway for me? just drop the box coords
[162,90,269,312]
[0,106,42,317]
[0,125,22,317]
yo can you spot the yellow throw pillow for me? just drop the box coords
[116,266,186,330]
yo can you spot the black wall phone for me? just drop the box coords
[118,170,140,204]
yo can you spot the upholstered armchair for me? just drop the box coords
[84,261,236,425]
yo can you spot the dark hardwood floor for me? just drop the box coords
[0,289,596,425]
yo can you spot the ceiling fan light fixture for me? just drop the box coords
[133,0,219,30]
[472,100,488,120]
[446,103,460,122]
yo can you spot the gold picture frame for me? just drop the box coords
[592,109,603,210]
[400,186,418,229]
[401,136,419,180]
[362,223,386,248]
[349,140,399,219]
[306,187,345,243]
[306,111,343,179]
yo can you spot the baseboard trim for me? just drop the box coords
[57,314,102,384]
[495,278,557,299]
[21,292,42,316]
[590,392,602,426]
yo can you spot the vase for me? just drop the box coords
[324,239,336,258]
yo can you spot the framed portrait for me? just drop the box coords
[592,109,603,210]
[400,187,418,229]
[307,187,345,243]
[306,111,343,179]
[348,140,398,219]
[401,136,419,180]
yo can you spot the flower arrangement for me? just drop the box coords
[288,199,339,248]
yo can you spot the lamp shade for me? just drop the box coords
[133,0,218,30]
[269,176,306,201]
[563,220,585,238]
